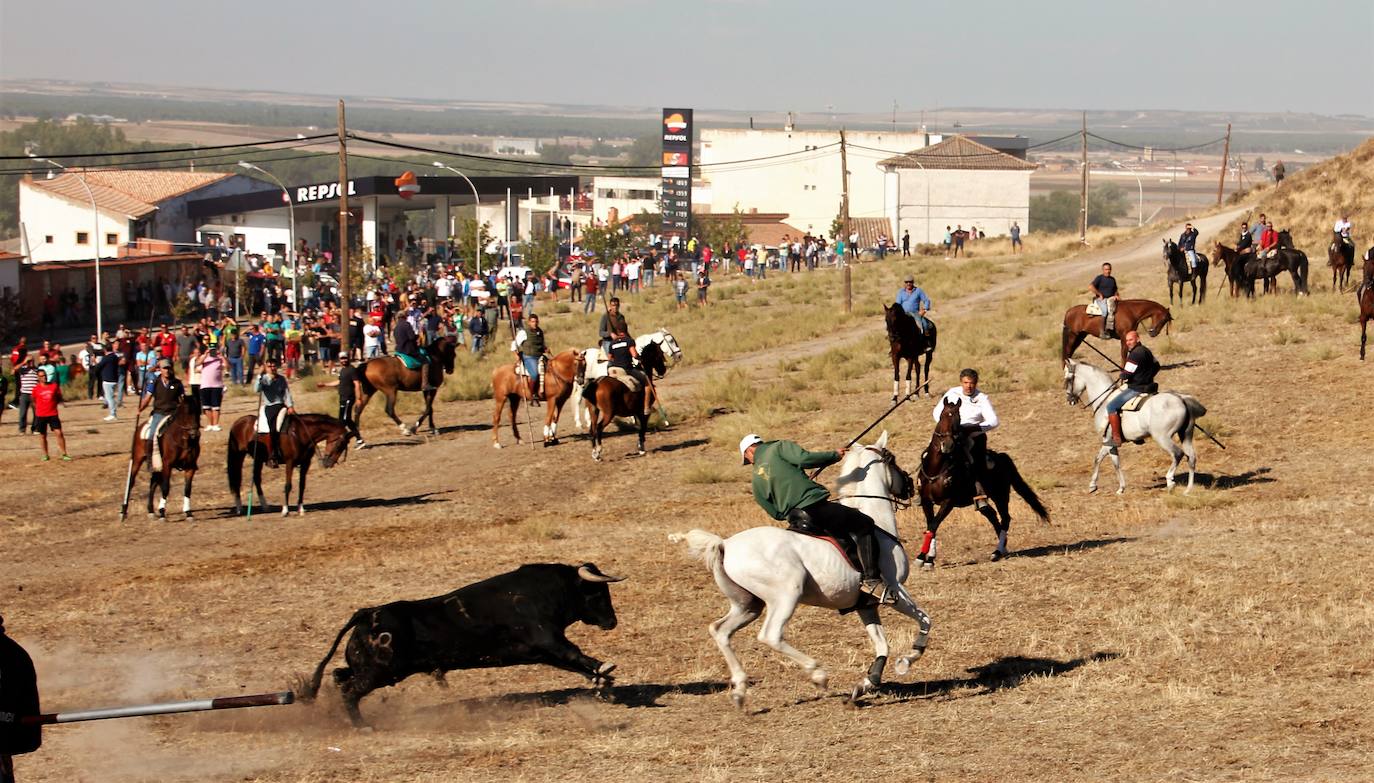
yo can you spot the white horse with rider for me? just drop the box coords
[670,431,932,708]
[1063,359,1207,494]
[572,328,682,429]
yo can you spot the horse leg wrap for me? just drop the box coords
[919,530,934,557]
[867,655,887,684]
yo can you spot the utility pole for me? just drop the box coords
[337,99,351,358]
[1216,122,1231,205]
[839,129,852,313]
[1079,111,1088,244]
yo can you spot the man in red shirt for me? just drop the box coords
[1259,220,1280,259]
[31,373,70,461]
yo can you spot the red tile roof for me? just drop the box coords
[879,135,1039,172]
[28,170,232,219]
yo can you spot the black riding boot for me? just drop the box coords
[269,432,283,467]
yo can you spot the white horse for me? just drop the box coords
[670,431,932,708]
[1063,359,1207,494]
[572,328,682,429]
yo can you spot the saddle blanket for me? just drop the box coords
[256,407,290,434]
[606,367,641,393]
[139,416,174,441]
[395,352,426,370]
[1120,393,1150,412]
[786,529,858,572]
[1086,301,1103,316]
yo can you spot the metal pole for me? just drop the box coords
[434,164,481,274]
[238,163,295,313]
[1079,111,1088,244]
[23,691,294,726]
[338,100,351,358]
[809,392,917,480]
[34,158,103,334]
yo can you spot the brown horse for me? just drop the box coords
[1062,298,1172,364]
[1329,232,1355,291]
[915,397,1050,567]
[1211,242,1254,298]
[120,397,202,522]
[490,349,584,448]
[227,413,353,516]
[577,353,661,462]
[883,304,937,402]
[1358,250,1374,360]
[354,336,458,438]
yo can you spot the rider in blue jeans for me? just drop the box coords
[1106,331,1159,447]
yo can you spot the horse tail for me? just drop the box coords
[293,610,366,702]
[1178,394,1207,433]
[669,529,735,592]
[1000,455,1051,524]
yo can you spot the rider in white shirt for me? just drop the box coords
[1334,216,1353,246]
[932,368,999,507]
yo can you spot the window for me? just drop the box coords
[76,232,89,245]
[44,235,53,244]
[106,233,118,245]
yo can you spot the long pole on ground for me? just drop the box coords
[23,691,294,726]
[839,129,852,313]
[1079,111,1088,244]
[338,100,351,359]
[1216,123,1231,206]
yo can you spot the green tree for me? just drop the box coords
[580,223,635,263]
[1029,184,1130,233]
[699,205,751,251]
[518,232,561,276]
[540,144,576,166]
[452,218,497,274]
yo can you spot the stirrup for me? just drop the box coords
[860,580,896,606]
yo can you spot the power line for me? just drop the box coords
[0,133,338,162]
[1086,132,1228,153]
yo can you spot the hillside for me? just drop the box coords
[1219,135,1374,255]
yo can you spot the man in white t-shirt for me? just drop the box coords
[363,317,383,358]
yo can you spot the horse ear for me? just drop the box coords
[875,430,889,449]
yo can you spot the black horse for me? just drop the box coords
[883,304,937,402]
[1270,230,1312,295]
[1162,239,1209,305]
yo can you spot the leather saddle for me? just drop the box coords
[785,507,860,572]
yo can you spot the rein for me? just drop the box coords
[836,492,912,511]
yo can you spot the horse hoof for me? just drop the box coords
[493,442,503,449]
[636,449,646,456]
[731,691,747,711]
[894,657,912,676]
[920,560,934,571]
[184,515,194,523]
[991,550,1005,562]
[810,668,829,690]
[1087,485,1098,494]
[1116,488,1125,496]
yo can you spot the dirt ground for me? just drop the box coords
[4,207,1373,782]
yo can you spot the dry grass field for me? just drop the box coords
[3,202,1373,782]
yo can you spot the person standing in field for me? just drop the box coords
[902,230,911,257]
[1010,222,1022,253]
[31,370,70,461]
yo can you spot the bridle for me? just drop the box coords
[836,446,914,510]
[1064,362,1116,411]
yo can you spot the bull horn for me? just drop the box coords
[578,564,625,583]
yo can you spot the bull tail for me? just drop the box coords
[1000,454,1051,525]
[294,610,366,702]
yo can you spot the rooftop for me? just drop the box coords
[27,170,234,219]
[879,135,1039,172]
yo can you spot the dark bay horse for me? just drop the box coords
[883,304,937,402]
[227,413,353,516]
[1358,250,1374,360]
[490,349,583,448]
[915,398,1050,567]
[1272,230,1312,295]
[1163,239,1208,305]
[576,341,668,461]
[1328,232,1355,291]
[1062,298,1172,364]
[120,397,202,522]
[354,336,458,438]
[1211,242,1254,298]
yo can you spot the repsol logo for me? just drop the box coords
[296,181,358,203]
[663,133,688,142]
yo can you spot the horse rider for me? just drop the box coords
[1090,262,1120,338]
[1259,220,1280,259]
[1105,330,1160,448]
[1334,214,1353,248]
[1178,223,1200,270]
[606,325,653,417]
[895,275,932,334]
[738,434,895,605]
[598,297,627,355]
[255,358,296,467]
[136,358,184,455]
[0,612,42,783]
[513,313,549,405]
[392,307,433,393]
[1236,221,1254,255]
[932,368,999,509]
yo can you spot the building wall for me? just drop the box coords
[144,175,266,247]
[18,183,130,263]
[887,168,1030,245]
[699,129,938,237]
[592,176,661,225]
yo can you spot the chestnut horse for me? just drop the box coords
[576,341,669,461]
[353,336,458,438]
[915,397,1050,567]
[119,396,202,522]
[490,349,583,448]
[1328,232,1355,292]
[1062,298,1172,364]
[1358,249,1374,360]
[227,413,353,516]
[883,304,937,402]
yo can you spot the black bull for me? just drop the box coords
[297,563,624,726]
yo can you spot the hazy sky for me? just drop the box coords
[2,0,1371,117]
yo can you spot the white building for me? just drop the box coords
[18,170,264,263]
[699,127,941,237]
[492,137,540,157]
[591,176,660,225]
[878,135,1038,244]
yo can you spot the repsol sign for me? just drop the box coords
[295,181,358,204]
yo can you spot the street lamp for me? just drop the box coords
[1110,160,1144,227]
[31,155,104,336]
[433,162,483,274]
[238,161,297,311]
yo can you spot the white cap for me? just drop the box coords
[739,433,763,463]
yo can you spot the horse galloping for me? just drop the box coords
[119,396,202,522]
[915,397,1050,567]
[353,336,458,438]
[491,349,584,448]
[1163,239,1209,305]
[1063,359,1206,494]
[671,432,932,706]
[1329,232,1356,291]
[228,413,353,516]
[883,304,937,401]
[1062,298,1172,364]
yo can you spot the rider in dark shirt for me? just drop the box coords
[1236,222,1253,253]
[1090,262,1120,338]
[606,328,652,416]
[1105,330,1159,447]
[137,359,185,453]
